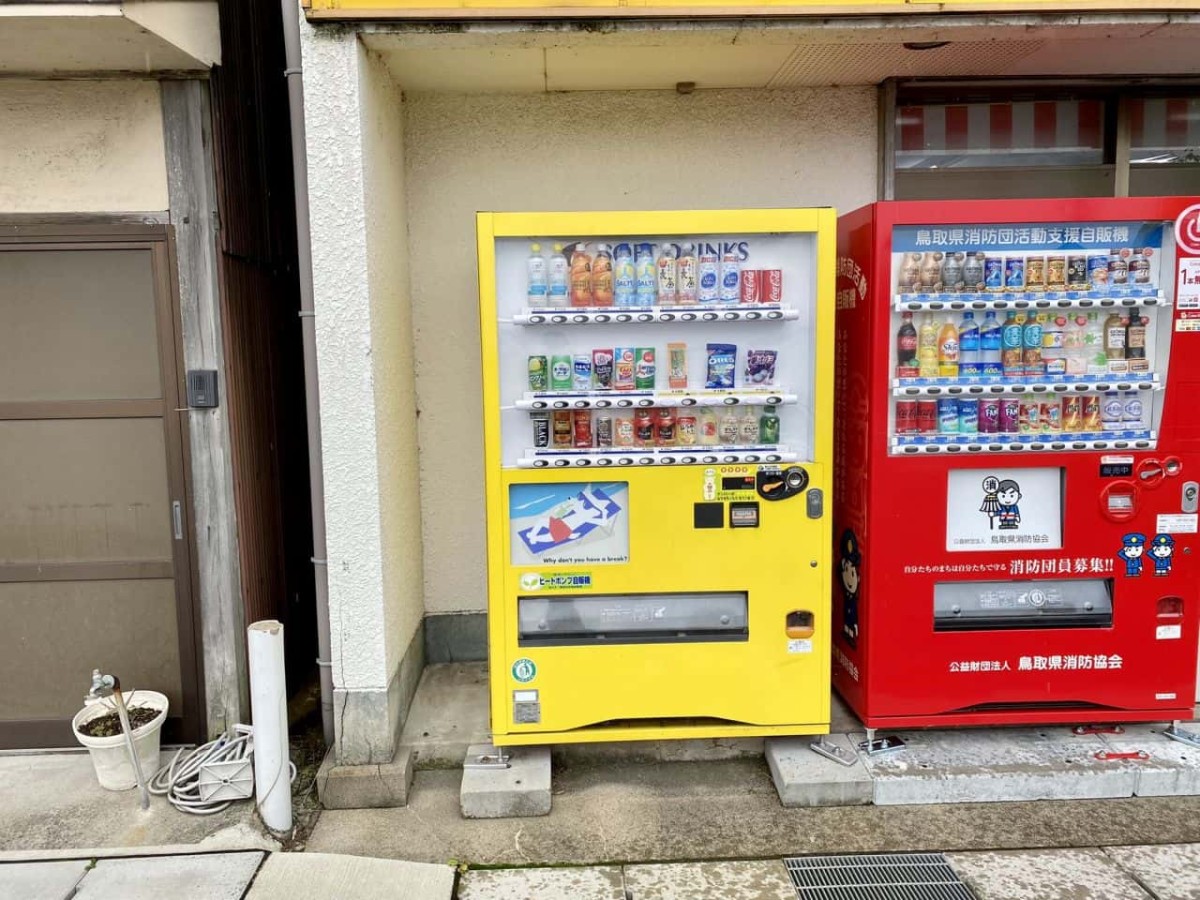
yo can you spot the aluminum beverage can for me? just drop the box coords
[614,413,635,447]
[528,355,548,391]
[1101,391,1124,430]
[937,398,959,434]
[697,252,720,303]
[740,269,761,304]
[1046,256,1066,291]
[531,411,550,448]
[1123,390,1145,428]
[1062,395,1082,432]
[1019,397,1041,434]
[1067,255,1089,290]
[634,347,656,390]
[1087,254,1109,291]
[1025,256,1046,292]
[1041,399,1061,434]
[592,349,614,390]
[1000,397,1021,434]
[719,251,741,303]
[916,400,938,434]
[550,355,573,390]
[1082,395,1102,432]
[762,269,783,304]
[613,347,636,391]
[573,409,593,447]
[979,398,1000,434]
[895,400,918,434]
[957,398,979,435]
[1004,256,1026,292]
[984,256,1005,292]
[552,410,572,446]
[572,353,593,390]
[595,414,613,448]
[677,414,697,446]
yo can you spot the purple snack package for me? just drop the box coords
[745,349,778,386]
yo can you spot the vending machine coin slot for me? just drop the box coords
[757,465,808,501]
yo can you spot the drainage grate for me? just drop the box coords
[785,853,977,900]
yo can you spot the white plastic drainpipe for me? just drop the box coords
[248,619,293,833]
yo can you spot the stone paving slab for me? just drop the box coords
[858,728,1139,805]
[1105,843,1200,900]
[245,851,455,899]
[74,851,264,900]
[623,860,795,900]
[766,735,872,808]
[457,866,624,900]
[947,848,1152,899]
[0,859,90,900]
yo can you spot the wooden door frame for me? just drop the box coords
[0,222,205,747]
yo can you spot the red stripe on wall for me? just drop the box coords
[1078,100,1102,149]
[899,106,925,152]
[990,104,1013,149]
[1167,98,1189,148]
[945,105,969,151]
[1130,98,1146,148]
[1034,101,1057,148]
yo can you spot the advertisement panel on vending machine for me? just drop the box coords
[478,209,836,744]
[834,197,1200,731]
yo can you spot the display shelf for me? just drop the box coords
[891,375,1160,397]
[512,304,798,325]
[891,431,1155,454]
[517,445,796,468]
[893,289,1165,313]
[516,389,795,410]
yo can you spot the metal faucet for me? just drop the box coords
[87,670,149,810]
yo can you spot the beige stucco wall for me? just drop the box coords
[0,80,168,213]
[404,87,878,615]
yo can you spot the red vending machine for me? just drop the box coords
[834,197,1200,732]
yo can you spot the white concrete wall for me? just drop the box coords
[0,80,168,213]
[403,88,878,615]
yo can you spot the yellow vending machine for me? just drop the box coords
[477,209,835,745]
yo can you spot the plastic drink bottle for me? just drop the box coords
[719,249,741,303]
[759,405,780,444]
[591,243,614,307]
[548,243,569,307]
[1001,311,1024,379]
[1064,315,1087,376]
[656,244,678,306]
[527,243,548,306]
[1085,312,1107,375]
[896,312,919,378]
[979,310,1002,377]
[635,243,657,306]
[613,243,636,308]
[677,244,698,305]
[937,319,960,378]
[918,315,939,377]
[958,311,980,378]
[1023,314,1044,377]
[1104,312,1127,361]
[1042,315,1066,375]
[569,244,592,307]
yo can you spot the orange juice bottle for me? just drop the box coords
[937,319,960,378]
[569,243,592,307]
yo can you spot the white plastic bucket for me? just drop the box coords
[71,691,169,791]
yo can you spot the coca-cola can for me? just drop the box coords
[740,269,761,304]
[896,400,918,434]
[916,400,938,434]
[762,269,783,304]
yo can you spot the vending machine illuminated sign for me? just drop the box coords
[834,197,1200,730]
[478,209,835,744]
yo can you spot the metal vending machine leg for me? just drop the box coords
[464,746,512,770]
[1165,720,1200,748]
[809,738,858,767]
[858,727,906,756]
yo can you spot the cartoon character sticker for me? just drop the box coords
[1150,533,1175,576]
[1117,533,1146,576]
[840,529,861,648]
[980,476,1022,530]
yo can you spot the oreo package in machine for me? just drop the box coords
[706,343,737,389]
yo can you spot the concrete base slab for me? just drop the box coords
[400,663,491,769]
[859,727,1139,805]
[1105,843,1200,899]
[457,866,624,900]
[245,851,454,900]
[1093,726,1200,797]
[624,860,795,900]
[460,744,551,819]
[316,745,415,809]
[947,848,1152,900]
[766,735,872,807]
[0,860,89,900]
[74,851,264,900]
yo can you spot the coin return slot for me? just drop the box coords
[786,610,814,639]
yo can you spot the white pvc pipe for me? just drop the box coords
[248,619,293,833]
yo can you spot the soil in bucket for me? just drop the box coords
[78,706,160,738]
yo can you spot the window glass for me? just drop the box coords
[1130,97,1200,165]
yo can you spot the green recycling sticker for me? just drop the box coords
[512,658,537,684]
